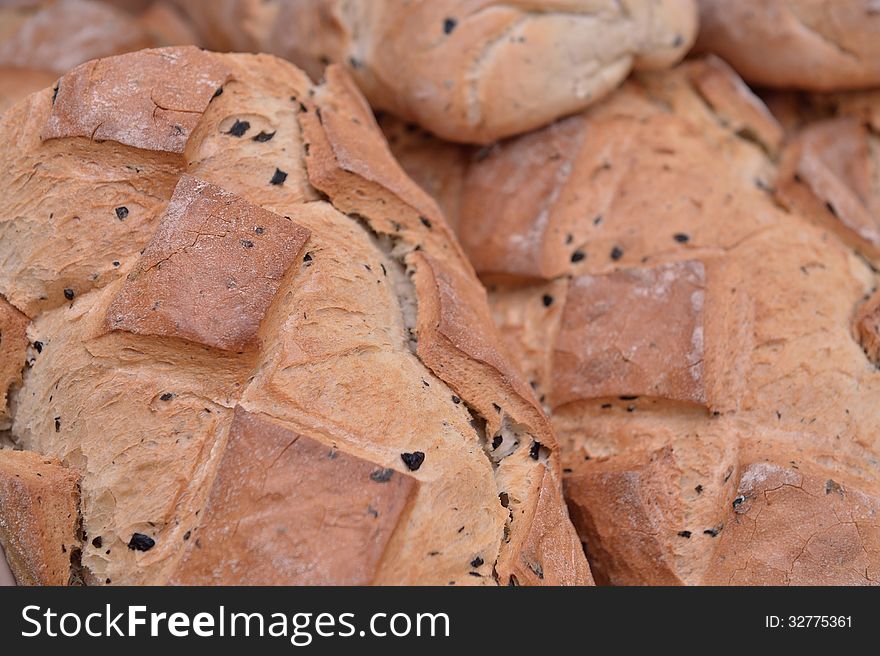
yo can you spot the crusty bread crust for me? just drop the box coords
[105,174,312,352]
[0,47,590,586]
[169,407,420,585]
[0,450,81,586]
[456,59,880,585]
[764,88,880,369]
[43,47,230,153]
[297,63,589,585]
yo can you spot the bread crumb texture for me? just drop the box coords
[457,57,880,585]
[0,47,591,586]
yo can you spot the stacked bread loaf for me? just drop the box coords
[1,0,878,587]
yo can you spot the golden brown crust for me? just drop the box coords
[170,407,418,585]
[414,252,548,440]
[459,60,779,283]
[564,447,686,585]
[411,250,592,585]
[695,0,880,91]
[105,174,311,352]
[300,65,458,249]
[459,114,588,281]
[704,459,880,585]
[0,85,187,319]
[300,65,545,435]
[506,465,595,586]
[171,0,698,143]
[0,450,81,586]
[686,55,784,154]
[553,261,708,409]
[43,47,230,154]
[379,115,472,232]
[0,1,200,116]
[762,90,880,275]
[297,64,589,585]
[0,48,589,586]
[458,59,880,585]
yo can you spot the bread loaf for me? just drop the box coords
[0,46,590,586]
[0,0,198,114]
[455,57,880,584]
[169,0,698,144]
[695,0,880,91]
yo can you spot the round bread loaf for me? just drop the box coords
[455,57,880,585]
[169,0,698,144]
[0,46,591,586]
[695,0,880,91]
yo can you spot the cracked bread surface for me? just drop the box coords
[455,58,880,585]
[0,46,591,586]
[168,0,698,144]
